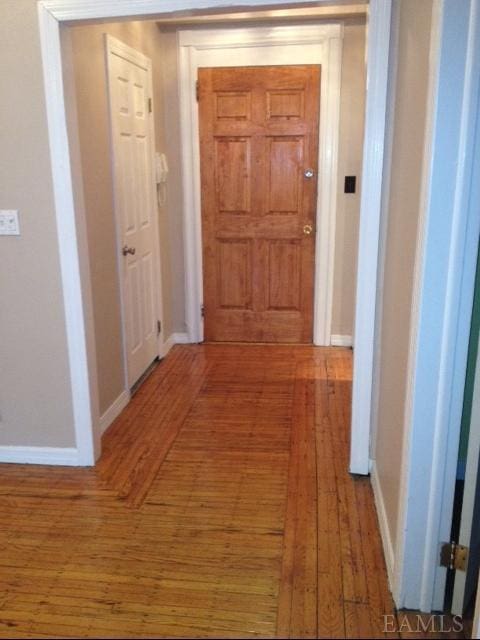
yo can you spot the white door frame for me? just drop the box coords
[37,0,391,474]
[178,24,343,345]
[105,34,165,392]
[349,0,392,474]
[390,0,480,613]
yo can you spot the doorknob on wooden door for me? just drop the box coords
[122,245,136,256]
[303,224,313,236]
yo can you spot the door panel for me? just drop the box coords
[266,137,304,214]
[217,239,253,310]
[108,52,158,387]
[199,65,320,343]
[215,138,251,213]
[267,240,302,311]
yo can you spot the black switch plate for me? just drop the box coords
[344,176,356,193]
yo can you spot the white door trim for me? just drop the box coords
[105,34,166,390]
[393,0,480,611]
[36,0,391,474]
[349,0,393,475]
[177,23,343,345]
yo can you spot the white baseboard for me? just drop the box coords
[99,390,130,434]
[161,332,191,357]
[331,334,353,347]
[172,332,190,344]
[370,460,395,593]
[0,446,80,466]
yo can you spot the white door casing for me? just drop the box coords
[178,24,343,346]
[37,0,391,486]
[106,36,163,389]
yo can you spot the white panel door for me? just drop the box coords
[107,45,159,388]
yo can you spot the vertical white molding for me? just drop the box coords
[37,5,96,465]
[393,0,480,612]
[178,44,203,342]
[350,0,392,474]
[368,0,400,462]
[419,0,480,612]
[178,24,343,347]
[313,32,342,346]
[392,0,444,607]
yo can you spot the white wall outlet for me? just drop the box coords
[0,210,20,236]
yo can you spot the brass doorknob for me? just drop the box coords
[303,224,313,236]
[122,245,136,256]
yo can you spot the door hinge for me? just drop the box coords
[196,80,200,102]
[148,97,152,113]
[440,542,468,571]
[157,320,162,336]
[201,305,205,318]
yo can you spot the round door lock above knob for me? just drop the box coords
[304,168,315,179]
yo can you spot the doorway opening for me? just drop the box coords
[62,6,369,448]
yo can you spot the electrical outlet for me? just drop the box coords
[0,210,20,235]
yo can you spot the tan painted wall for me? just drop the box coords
[0,0,76,448]
[373,0,434,548]
[332,22,365,338]
[69,20,179,415]
[158,30,187,337]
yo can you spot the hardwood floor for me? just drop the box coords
[0,345,397,638]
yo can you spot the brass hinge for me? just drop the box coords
[148,97,152,113]
[196,80,200,102]
[440,542,468,571]
[201,305,205,318]
[157,320,162,336]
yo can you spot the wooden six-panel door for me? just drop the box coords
[198,65,320,342]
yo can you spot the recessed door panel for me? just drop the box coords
[127,262,142,354]
[217,239,252,310]
[267,240,302,311]
[135,135,151,229]
[215,91,251,121]
[266,137,304,215]
[215,137,251,214]
[267,89,305,121]
[119,134,136,236]
[141,252,155,339]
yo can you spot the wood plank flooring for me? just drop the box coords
[0,345,397,638]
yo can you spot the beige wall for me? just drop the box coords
[69,20,179,415]
[159,31,187,336]
[0,0,76,448]
[373,0,434,548]
[332,22,365,337]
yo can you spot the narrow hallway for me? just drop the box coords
[0,345,394,638]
